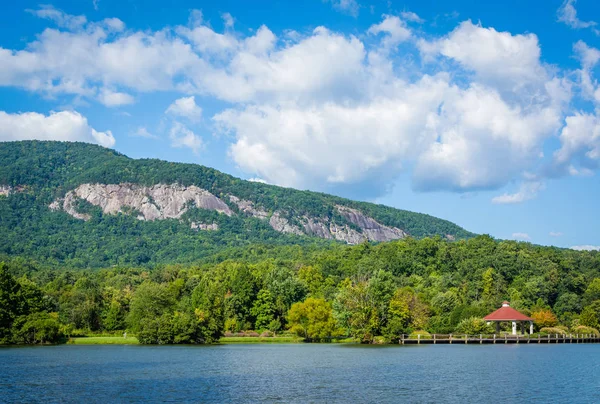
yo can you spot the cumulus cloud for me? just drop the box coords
[368,15,412,48]
[419,21,548,92]
[571,245,600,251]
[400,11,424,24]
[573,41,600,104]
[132,127,157,139]
[26,5,87,30]
[552,113,600,175]
[492,181,545,204]
[169,122,203,153]
[0,110,115,147]
[557,0,597,30]
[222,12,235,29]
[166,96,202,121]
[324,0,360,17]
[98,89,135,107]
[0,9,596,200]
[512,232,531,240]
[248,177,268,184]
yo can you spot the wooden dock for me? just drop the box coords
[400,333,600,345]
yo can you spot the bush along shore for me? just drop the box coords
[2,235,600,345]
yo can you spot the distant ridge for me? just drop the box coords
[0,141,475,267]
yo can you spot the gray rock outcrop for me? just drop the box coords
[191,222,219,231]
[49,183,407,244]
[336,205,407,242]
[269,212,304,235]
[52,183,232,221]
[229,195,269,219]
[0,185,12,197]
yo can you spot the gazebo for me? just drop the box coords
[484,301,534,335]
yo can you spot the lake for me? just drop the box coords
[1,344,599,403]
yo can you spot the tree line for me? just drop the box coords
[2,235,600,344]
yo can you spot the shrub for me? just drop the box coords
[531,310,558,328]
[572,325,600,336]
[409,330,432,339]
[260,330,274,337]
[454,317,493,335]
[539,327,567,335]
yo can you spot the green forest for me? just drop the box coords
[0,141,473,268]
[2,236,600,345]
[1,141,599,345]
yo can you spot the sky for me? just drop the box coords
[0,0,599,249]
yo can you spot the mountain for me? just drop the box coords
[0,141,474,267]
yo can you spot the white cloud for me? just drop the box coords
[549,232,563,237]
[222,13,235,29]
[492,181,545,204]
[169,122,203,153]
[0,9,596,200]
[132,127,157,139]
[166,96,202,121]
[98,89,135,107]
[552,112,600,174]
[573,41,600,104]
[324,0,360,17]
[0,110,114,147]
[368,15,412,48]
[557,0,597,30]
[419,21,547,91]
[413,85,560,192]
[574,41,600,69]
[26,5,87,30]
[512,232,531,240]
[571,245,600,251]
[400,11,424,23]
[248,177,268,184]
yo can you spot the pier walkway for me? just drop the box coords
[400,333,600,344]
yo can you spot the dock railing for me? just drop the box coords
[399,333,600,344]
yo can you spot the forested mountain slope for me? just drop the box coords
[0,141,474,267]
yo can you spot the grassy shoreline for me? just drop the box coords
[68,336,140,345]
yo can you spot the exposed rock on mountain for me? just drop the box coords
[227,195,406,244]
[50,184,409,243]
[336,205,407,241]
[190,222,219,231]
[0,141,474,266]
[229,195,269,219]
[52,183,232,221]
[268,212,304,236]
[0,185,12,196]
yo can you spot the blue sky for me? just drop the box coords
[0,0,599,249]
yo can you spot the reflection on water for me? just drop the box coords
[1,344,600,403]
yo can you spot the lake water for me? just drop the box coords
[1,344,600,403]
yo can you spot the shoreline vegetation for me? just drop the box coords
[2,235,600,346]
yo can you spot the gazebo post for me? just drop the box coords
[529,321,534,335]
[496,322,500,334]
[511,321,517,335]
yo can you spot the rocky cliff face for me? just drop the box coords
[51,183,232,221]
[51,183,408,243]
[336,205,407,241]
[225,194,407,243]
[0,185,12,197]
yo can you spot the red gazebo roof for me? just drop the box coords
[483,301,533,321]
